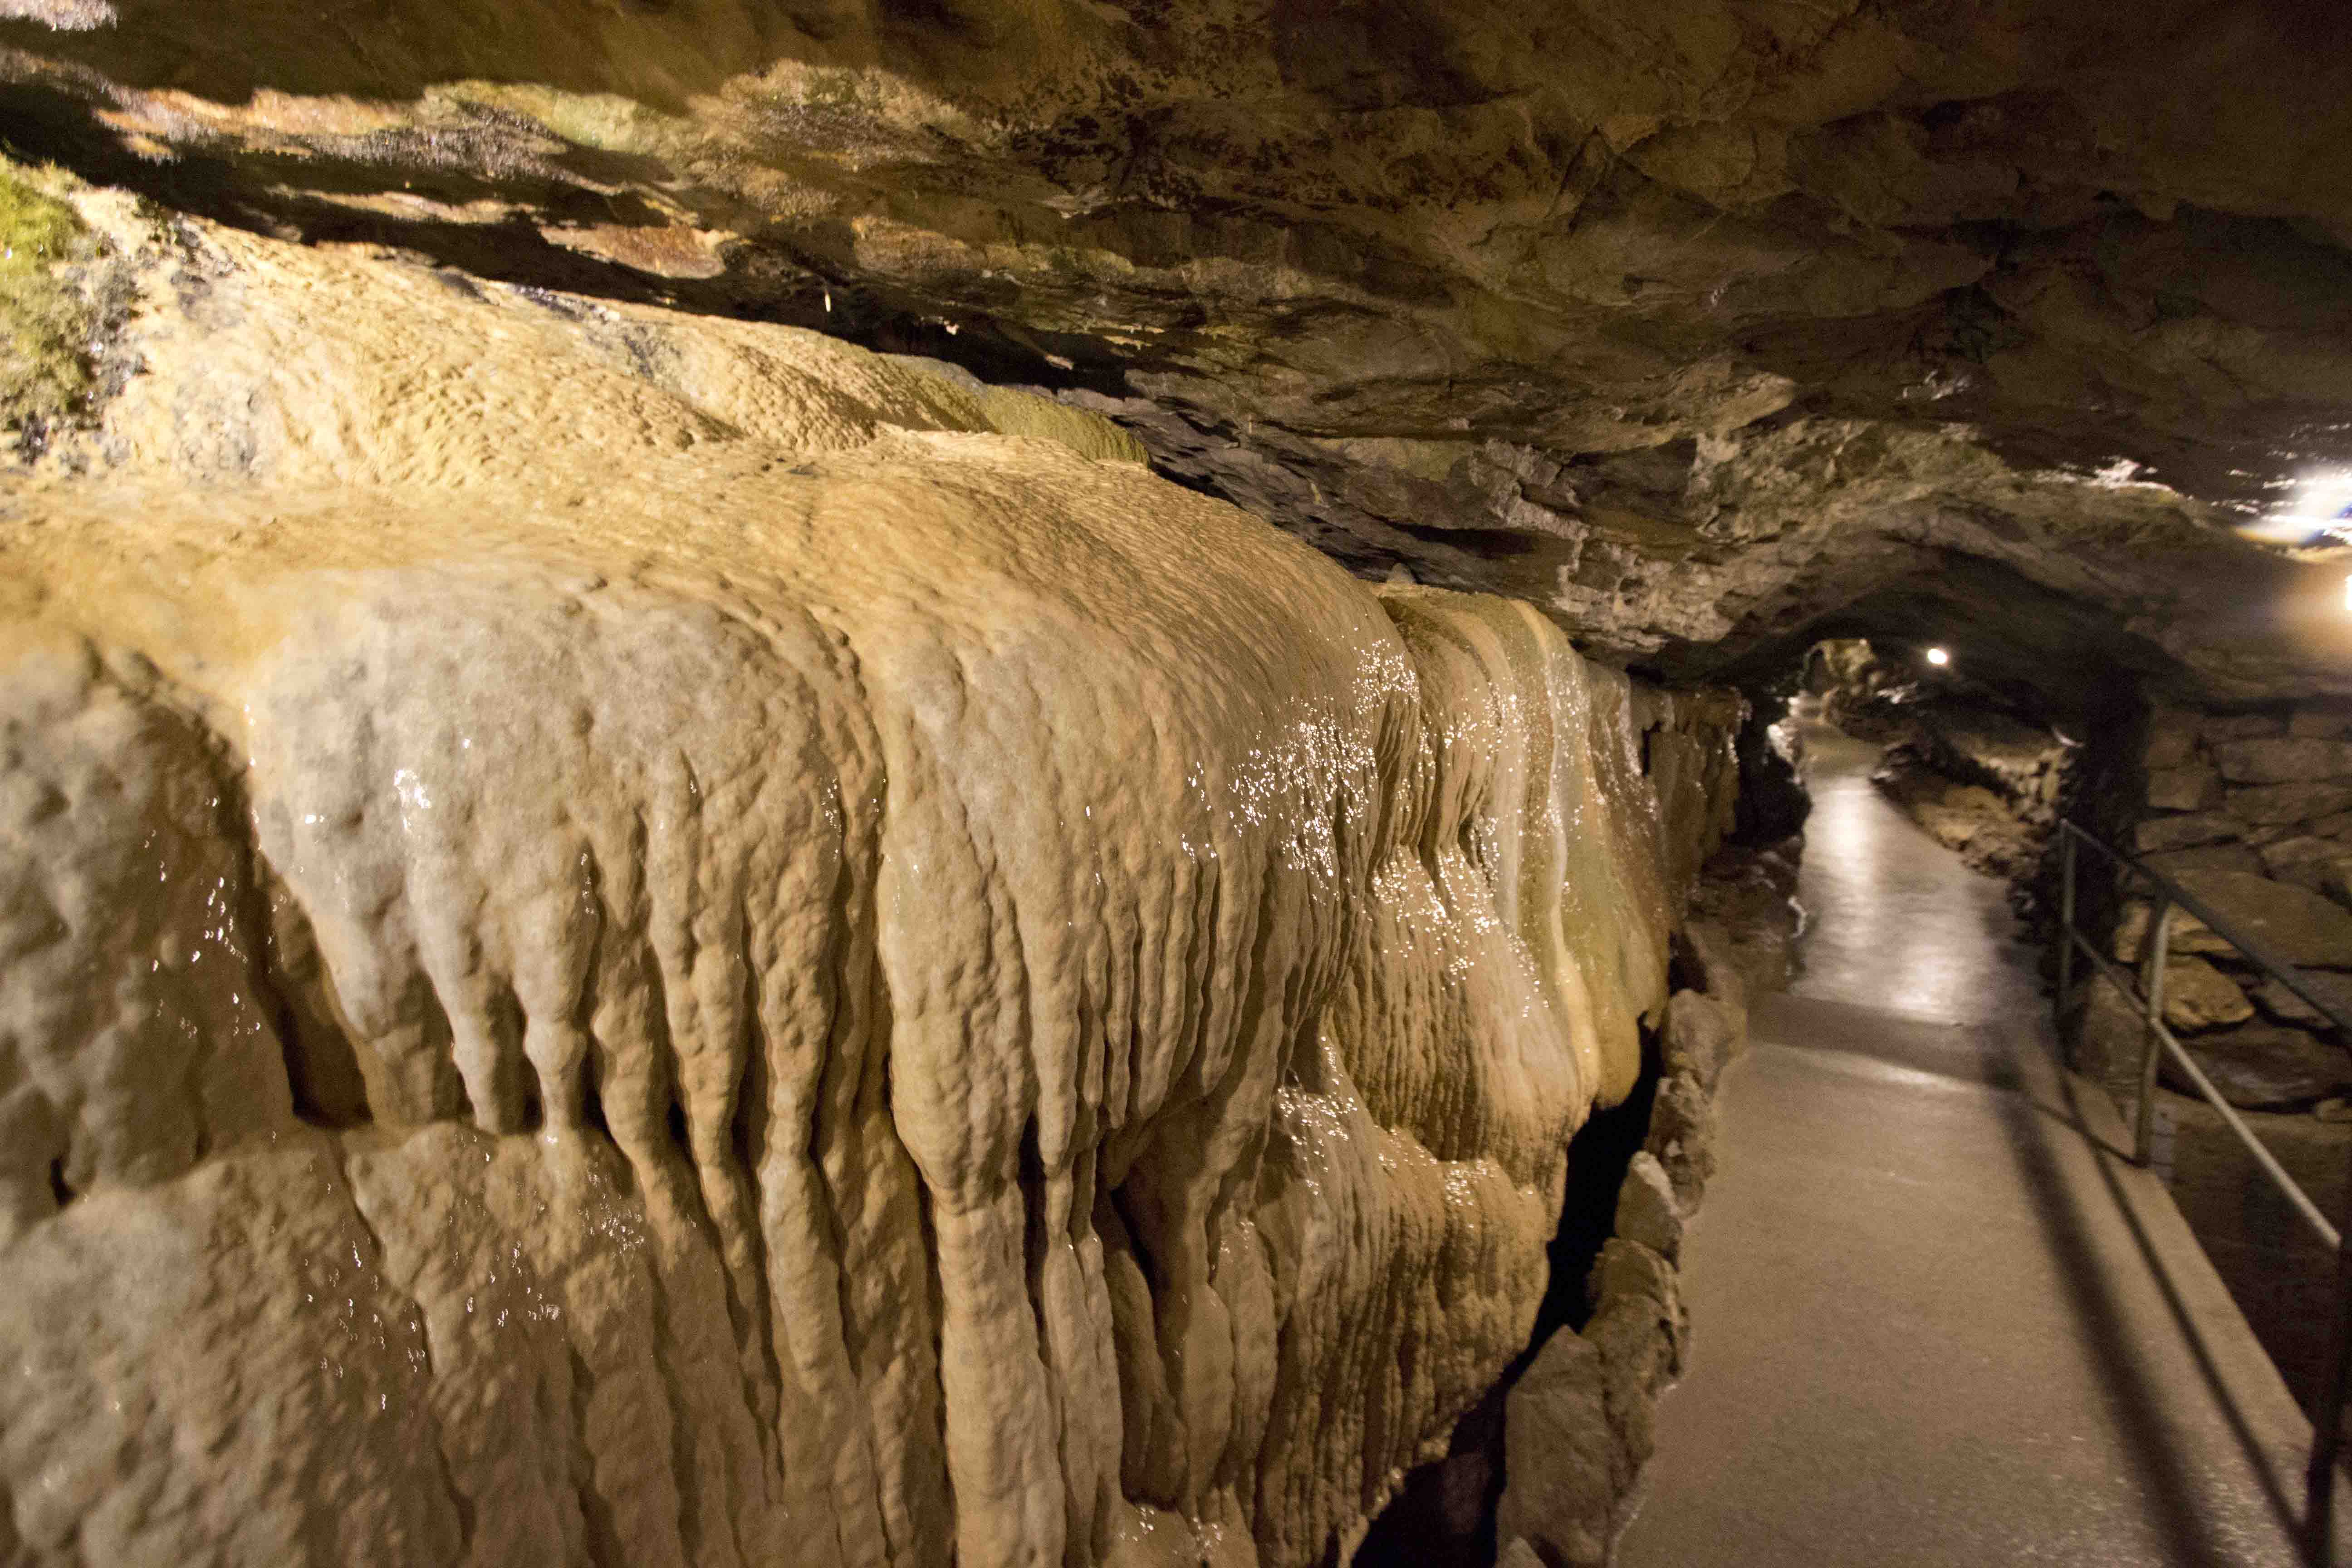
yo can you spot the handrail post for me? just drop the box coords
[2058,826,2078,1016]
[2135,899,2174,1168]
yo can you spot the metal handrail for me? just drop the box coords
[2057,820,2352,1565]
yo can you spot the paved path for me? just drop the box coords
[1615,715,2344,1567]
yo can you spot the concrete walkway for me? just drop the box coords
[1616,716,2346,1567]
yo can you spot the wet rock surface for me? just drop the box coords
[0,178,1751,1568]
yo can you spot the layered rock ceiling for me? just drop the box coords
[7,0,2352,703]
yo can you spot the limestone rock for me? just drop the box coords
[9,13,2352,706]
[2136,812,2244,854]
[2252,973,2352,1032]
[2142,843,2268,882]
[2259,837,2352,892]
[2206,714,2291,743]
[2167,871,2352,970]
[2112,901,2233,961]
[2226,782,2352,827]
[2146,764,2224,813]
[1675,917,1750,1023]
[1580,1284,1686,1510]
[1495,1252,1685,1568]
[2117,878,2352,971]
[2212,738,2352,785]
[1686,841,1802,1001]
[1587,1238,1686,1367]
[1495,1333,1614,1568]
[1614,1153,1684,1263]
[1872,747,2041,883]
[2166,1024,2352,1112]
[2291,708,2352,741]
[1498,1539,1547,1568]
[1643,1072,1718,1212]
[2161,958,2255,1034]
[1662,990,1742,1091]
[0,202,1744,1568]
[2145,713,2202,771]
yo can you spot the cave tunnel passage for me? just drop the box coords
[1612,671,2340,1568]
[1779,703,2046,1050]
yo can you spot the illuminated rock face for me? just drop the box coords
[11,0,2352,702]
[0,198,1738,1568]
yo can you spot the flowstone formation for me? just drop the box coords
[0,176,1739,1568]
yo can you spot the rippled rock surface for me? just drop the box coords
[0,186,1739,1568]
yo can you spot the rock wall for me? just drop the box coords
[2064,698,2352,1416]
[1494,940,1751,1568]
[2073,703,2352,1113]
[0,175,1740,1568]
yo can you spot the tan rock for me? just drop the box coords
[2309,811,2352,842]
[2146,763,2223,812]
[2068,975,2157,1101]
[2161,957,2254,1033]
[2259,837,2352,892]
[2144,711,2202,770]
[2164,1023,2352,1111]
[2136,811,2243,853]
[1496,1333,1613,1568]
[1662,990,1742,1090]
[2166,872,2352,969]
[2212,737,2352,785]
[2143,843,2267,882]
[1614,1153,1684,1263]
[0,201,1744,1568]
[2225,781,2352,826]
[2113,900,2232,961]
[2205,713,2289,742]
[2291,707,2352,740]
[1644,1071,1718,1211]
[2251,973,2352,1031]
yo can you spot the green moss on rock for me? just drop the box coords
[0,163,102,436]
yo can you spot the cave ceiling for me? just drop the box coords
[7,0,2352,702]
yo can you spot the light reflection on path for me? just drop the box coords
[1788,704,2048,1032]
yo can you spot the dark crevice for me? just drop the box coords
[1353,1028,1665,1568]
[576,1036,614,1142]
[46,1157,72,1210]
[1108,1174,1162,1297]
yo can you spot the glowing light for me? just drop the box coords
[1926,647,1951,667]
[2240,469,2352,546]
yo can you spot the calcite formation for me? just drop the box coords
[0,184,1739,1567]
